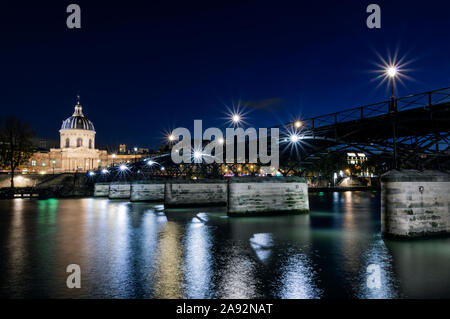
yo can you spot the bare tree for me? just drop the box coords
[0,116,35,189]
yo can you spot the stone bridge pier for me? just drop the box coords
[381,170,450,239]
[227,176,309,216]
[94,176,310,216]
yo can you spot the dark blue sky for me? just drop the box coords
[1,0,449,149]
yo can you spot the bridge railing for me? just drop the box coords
[396,87,450,111]
[287,86,450,130]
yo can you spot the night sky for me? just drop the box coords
[1,0,449,149]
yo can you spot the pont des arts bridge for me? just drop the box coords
[89,87,450,239]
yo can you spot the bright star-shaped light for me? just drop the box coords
[223,101,250,127]
[119,164,128,171]
[193,151,203,160]
[289,133,300,143]
[101,169,109,174]
[370,49,415,94]
[168,134,176,142]
[387,66,398,78]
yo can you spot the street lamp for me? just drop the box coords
[193,150,203,162]
[134,147,138,163]
[386,65,399,168]
[289,133,300,143]
[231,113,241,127]
[293,120,302,129]
[386,65,398,99]
[52,160,56,174]
[112,153,116,166]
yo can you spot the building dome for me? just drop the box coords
[61,100,95,131]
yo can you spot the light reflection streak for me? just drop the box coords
[277,251,322,299]
[184,215,213,298]
[358,237,398,299]
[154,222,183,298]
[8,200,26,296]
[217,246,259,299]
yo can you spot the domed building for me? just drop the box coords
[20,96,150,175]
[22,97,108,174]
[53,97,107,172]
[60,99,96,149]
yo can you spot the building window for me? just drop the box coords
[31,160,36,166]
[77,138,83,147]
[65,138,70,148]
[89,139,92,149]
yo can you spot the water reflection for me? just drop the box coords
[0,193,450,298]
[250,233,273,264]
[154,221,183,298]
[216,245,260,299]
[184,214,213,298]
[385,239,450,298]
[276,250,322,299]
[357,236,399,299]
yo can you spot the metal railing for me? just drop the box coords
[277,86,450,130]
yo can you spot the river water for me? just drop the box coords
[0,191,449,299]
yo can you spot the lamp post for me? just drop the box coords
[386,65,399,168]
[52,160,56,174]
[387,66,398,111]
[112,153,116,166]
[134,147,138,163]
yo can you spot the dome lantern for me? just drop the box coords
[61,96,95,131]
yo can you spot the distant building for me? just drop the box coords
[347,152,367,165]
[20,97,150,174]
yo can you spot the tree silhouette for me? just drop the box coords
[0,116,35,189]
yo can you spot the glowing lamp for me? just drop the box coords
[387,66,398,78]
[289,134,300,143]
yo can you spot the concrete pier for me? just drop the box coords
[130,181,165,202]
[108,182,131,199]
[381,170,450,239]
[164,180,227,207]
[94,182,110,197]
[227,176,309,216]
